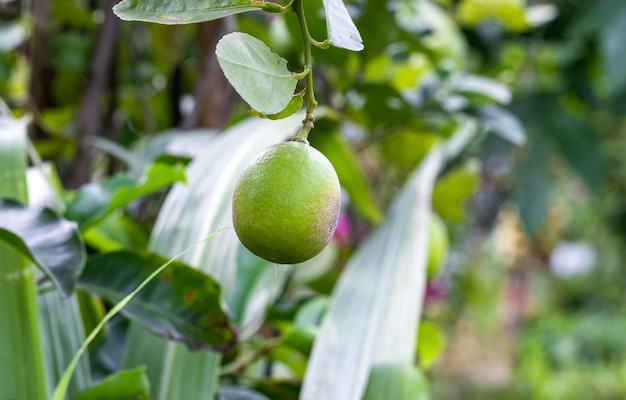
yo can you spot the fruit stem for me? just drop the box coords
[293,0,317,142]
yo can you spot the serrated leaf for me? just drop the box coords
[216,32,299,115]
[79,250,237,351]
[478,105,526,145]
[113,0,263,24]
[73,366,150,400]
[66,162,186,230]
[0,199,85,297]
[301,122,478,400]
[449,74,512,104]
[322,0,364,51]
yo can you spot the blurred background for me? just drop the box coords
[1,0,626,398]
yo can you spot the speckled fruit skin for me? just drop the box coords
[232,140,341,264]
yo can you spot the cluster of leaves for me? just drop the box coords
[0,0,545,399]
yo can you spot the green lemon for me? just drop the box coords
[232,140,341,264]
[427,214,449,278]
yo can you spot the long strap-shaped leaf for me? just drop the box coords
[123,114,304,399]
[0,115,48,400]
[301,120,479,400]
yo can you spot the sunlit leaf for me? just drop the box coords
[79,250,237,351]
[363,363,429,400]
[216,32,300,115]
[113,0,263,24]
[449,74,512,104]
[301,122,479,400]
[417,321,446,369]
[432,160,480,222]
[73,366,150,400]
[66,162,186,229]
[123,115,305,399]
[0,199,85,297]
[322,0,364,51]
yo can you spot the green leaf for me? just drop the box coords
[122,115,304,400]
[417,321,446,369]
[363,363,429,400]
[309,124,383,224]
[449,74,512,104]
[477,105,526,146]
[66,162,186,229]
[113,0,263,24]
[0,199,85,297]
[218,386,270,400]
[432,160,480,222]
[79,250,237,351]
[395,0,467,66]
[322,0,364,51]
[52,231,223,400]
[601,5,626,93]
[83,213,148,252]
[301,122,479,400]
[0,115,48,400]
[216,32,300,115]
[253,95,304,120]
[230,246,292,338]
[73,366,150,400]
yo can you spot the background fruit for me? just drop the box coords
[232,140,341,264]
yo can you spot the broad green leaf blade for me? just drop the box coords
[123,115,304,400]
[449,74,512,104]
[74,366,150,400]
[51,230,222,400]
[363,363,429,400]
[83,213,149,252]
[216,32,299,115]
[0,116,29,201]
[230,246,293,339]
[309,126,383,224]
[301,121,478,400]
[79,250,237,351]
[0,114,48,400]
[26,165,92,397]
[0,199,86,296]
[66,162,186,229]
[39,290,92,398]
[113,0,263,24]
[322,0,364,51]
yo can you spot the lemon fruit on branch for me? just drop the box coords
[232,140,341,264]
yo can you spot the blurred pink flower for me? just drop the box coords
[333,214,352,247]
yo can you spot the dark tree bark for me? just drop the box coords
[182,18,236,129]
[67,0,120,189]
